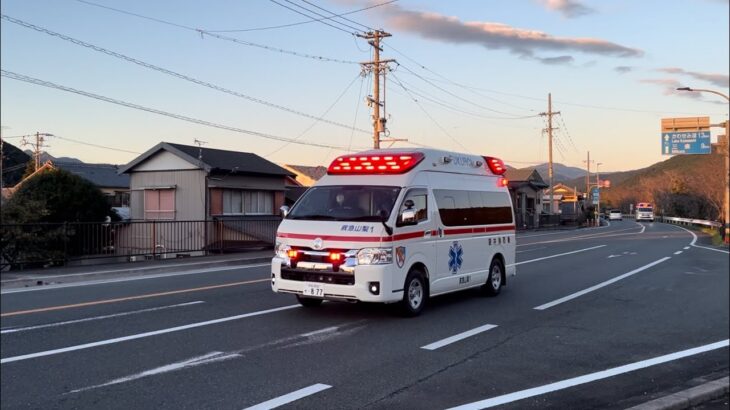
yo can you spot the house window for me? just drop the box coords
[222,190,273,215]
[144,189,175,219]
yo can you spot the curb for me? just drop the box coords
[626,376,729,410]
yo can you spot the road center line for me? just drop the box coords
[446,339,729,410]
[243,384,332,410]
[508,245,605,267]
[421,324,498,350]
[1,263,270,294]
[517,227,641,247]
[534,257,671,310]
[0,304,299,364]
[1,278,268,317]
[1,301,204,334]
[674,251,683,255]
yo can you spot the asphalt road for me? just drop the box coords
[1,221,728,409]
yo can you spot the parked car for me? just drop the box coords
[609,210,622,220]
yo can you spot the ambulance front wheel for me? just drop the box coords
[482,258,503,296]
[400,269,427,317]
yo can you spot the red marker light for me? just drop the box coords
[328,152,425,175]
[483,156,506,175]
[328,252,342,261]
[287,250,298,258]
[498,177,509,187]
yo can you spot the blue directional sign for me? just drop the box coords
[591,187,599,205]
[661,131,711,155]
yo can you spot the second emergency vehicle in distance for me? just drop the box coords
[636,202,655,222]
[271,148,516,316]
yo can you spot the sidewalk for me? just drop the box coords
[0,250,274,290]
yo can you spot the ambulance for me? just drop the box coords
[271,148,516,316]
[635,202,654,222]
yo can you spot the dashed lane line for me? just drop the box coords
[243,384,332,410]
[509,245,606,267]
[421,324,498,350]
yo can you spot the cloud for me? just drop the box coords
[537,55,574,65]
[538,0,596,18]
[614,66,633,74]
[656,67,729,88]
[377,3,643,64]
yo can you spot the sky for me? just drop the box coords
[1,0,728,173]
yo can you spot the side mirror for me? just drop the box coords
[400,209,417,225]
[280,205,290,218]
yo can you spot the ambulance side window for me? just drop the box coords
[397,189,428,226]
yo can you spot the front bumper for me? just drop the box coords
[271,257,402,303]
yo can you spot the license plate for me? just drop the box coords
[303,283,324,297]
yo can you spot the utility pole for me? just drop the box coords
[540,93,560,214]
[584,151,592,197]
[22,132,51,172]
[358,30,395,149]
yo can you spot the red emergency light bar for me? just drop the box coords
[328,152,425,175]
[483,156,506,175]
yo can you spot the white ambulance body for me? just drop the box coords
[635,202,655,222]
[271,148,516,315]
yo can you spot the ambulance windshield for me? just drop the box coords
[288,185,401,222]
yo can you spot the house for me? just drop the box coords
[279,164,326,205]
[505,168,548,229]
[543,183,581,214]
[55,162,130,207]
[119,142,295,220]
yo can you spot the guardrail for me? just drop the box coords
[659,216,723,229]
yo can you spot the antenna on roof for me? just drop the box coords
[193,139,207,166]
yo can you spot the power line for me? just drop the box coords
[50,134,141,155]
[396,63,528,118]
[266,73,362,156]
[2,14,369,135]
[298,0,374,31]
[205,0,395,33]
[1,70,365,151]
[269,0,359,35]
[74,0,358,64]
[385,43,540,113]
[390,73,468,151]
[348,72,369,152]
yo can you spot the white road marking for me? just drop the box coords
[244,384,332,410]
[69,351,240,393]
[516,247,547,253]
[674,251,683,255]
[0,256,266,283]
[673,225,730,254]
[607,255,621,259]
[1,301,204,334]
[0,304,299,364]
[517,227,642,247]
[446,339,729,410]
[534,257,671,310]
[683,246,690,250]
[1,264,270,294]
[421,324,498,351]
[509,245,605,267]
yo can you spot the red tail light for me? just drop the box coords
[483,156,506,175]
[328,152,425,175]
[498,177,509,187]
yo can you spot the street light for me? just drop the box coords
[596,162,603,225]
[676,87,730,244]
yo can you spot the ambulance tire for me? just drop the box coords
[399,269,427,317]
[482,258,503,296]
[296,295,323,307]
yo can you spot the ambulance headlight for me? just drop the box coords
[275,242,291,259]
[357,248,393,265]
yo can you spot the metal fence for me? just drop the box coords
[0,216,281,270]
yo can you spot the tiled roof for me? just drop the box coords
[56,162,129,189]
[285,164,327,181]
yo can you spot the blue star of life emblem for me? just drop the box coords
[448,241,463,274]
